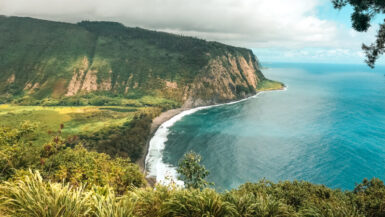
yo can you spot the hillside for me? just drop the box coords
[0,16,281,108]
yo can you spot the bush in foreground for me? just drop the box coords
[2,170,385,216]
[0,123,146,194]
[0,171,93,217]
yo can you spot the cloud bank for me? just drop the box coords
[0,0,379,63]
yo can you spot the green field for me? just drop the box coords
[256,79,285,91]
[0,104,160,145]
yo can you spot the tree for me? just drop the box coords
[0,123,146,193]
[332,0,385,68]
[177,151,213,189]
[0,122,37,181]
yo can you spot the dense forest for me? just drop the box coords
[78,113,153,162]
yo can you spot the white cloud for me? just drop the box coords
[0,0,337,48]
[0,0,382,63]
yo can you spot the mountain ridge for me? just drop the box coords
[0,16,282,108]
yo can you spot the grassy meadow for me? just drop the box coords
[0,104,160,145]
[256,79,285,92]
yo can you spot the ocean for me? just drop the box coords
[146,62,385,191]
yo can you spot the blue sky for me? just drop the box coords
[254,1,385,65]
[0,0,384,65]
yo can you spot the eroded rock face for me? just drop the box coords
[165,81,178,89]
[239,56,258,88]
[61,52,262,108]
[182,53,263,108]
[24,82,40,93]
[81,69,98,92]
[99,70,113,91]
[7,74,15,84]
[66,57,89,96]
[66,57,113,95]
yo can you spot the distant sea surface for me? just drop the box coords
[160,63,385,190]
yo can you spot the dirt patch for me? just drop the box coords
[52,79,68,98]
[7,74,15,83]
[165,81,178,89]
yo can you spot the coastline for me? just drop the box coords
[137,108,188,171]
[141,85,286,185]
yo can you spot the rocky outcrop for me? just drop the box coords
[182,53,264,108]
[165,81,178,89]
[7,74,15,84]
[61,52,263,108]
[59,50,263,107]
[66,57,113,96]
[66,57,89,96]
[81,69,98,92]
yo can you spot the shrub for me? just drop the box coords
[91,186,136,217]
[224,191,295,217]
[129,185,172,217]
[299,200,364,217]
[177,151,212,189]
[80,114,152,161]
[353,178,385,217]
[0,122,38,181]
[0,170,93,217]
[0,123,146,194]
[42,144,146,194]
[163,188,237,217]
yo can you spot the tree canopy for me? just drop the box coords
[332,0,385,67]
[177,151,213,189]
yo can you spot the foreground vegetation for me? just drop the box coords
[0,123,146,193]
[332,0,385,68]
[1,122,385,216]
[1,170,385,216]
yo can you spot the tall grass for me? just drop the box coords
[224,192,294,217]
[91,187,136,217]
[0,171,139,217]
[299,200,364,217]
[0,171,379,217]
[0,171,239,217]
[0,170,92,217]
[163,188,237,217]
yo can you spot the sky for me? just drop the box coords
[0,0,384,65]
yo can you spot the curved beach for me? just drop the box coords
[144,87,287,185]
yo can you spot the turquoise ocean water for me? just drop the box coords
[159,63,385,190]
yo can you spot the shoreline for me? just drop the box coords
[140,86,286,185]
[137,107,188,171]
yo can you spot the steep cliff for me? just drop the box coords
[0,16,280,108]
[183,53,265,107]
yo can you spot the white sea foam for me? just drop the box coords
[144,87,287,186]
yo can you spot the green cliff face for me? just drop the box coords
[0,16,274,107]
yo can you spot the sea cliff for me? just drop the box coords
[0,16,280,108]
